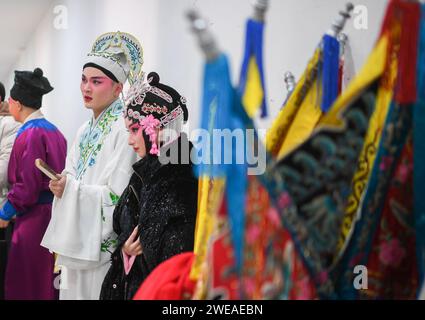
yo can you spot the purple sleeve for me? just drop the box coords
[7,130,48,213]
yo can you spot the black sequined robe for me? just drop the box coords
[100,137,198,300]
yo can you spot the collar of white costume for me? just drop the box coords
[90,98,121,128]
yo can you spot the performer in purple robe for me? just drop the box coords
[0,68,67,300]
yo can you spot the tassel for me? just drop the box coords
[321,34,340,113]
[150,143,159,156]
[140,115,161,155]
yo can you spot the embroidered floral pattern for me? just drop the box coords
[77,100,124,180]
[101,193,120,223]
[109,192,120,206]
[278,192,292,209]
[395,161,412,184]
[101,236,118,254]
[379,239,406,267]
[101,207,105,223]
[295,277,313,300]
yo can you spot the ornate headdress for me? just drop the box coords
[124,72,189,154]
[84,31,143,85]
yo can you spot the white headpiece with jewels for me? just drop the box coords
[124,73,188,148]
[85,31,143,85]
[124,73,151,108]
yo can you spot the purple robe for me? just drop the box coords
[4,117,66,300]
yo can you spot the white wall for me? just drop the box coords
[4,0,388,148]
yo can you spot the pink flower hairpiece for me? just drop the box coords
[140,115,161,155]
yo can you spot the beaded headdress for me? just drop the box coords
[124,72,188,154]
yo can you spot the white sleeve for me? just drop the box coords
[41,125,136,264]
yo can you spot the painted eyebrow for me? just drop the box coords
[81,75,108,80]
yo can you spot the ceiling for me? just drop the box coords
[0,0,54,80]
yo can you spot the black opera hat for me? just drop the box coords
[10,68,53,109]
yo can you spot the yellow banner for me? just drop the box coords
[334,35,397,255]
[243,57,265,118]
[266,49,322,158]
[190,177,225,283]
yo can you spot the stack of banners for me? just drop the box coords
[262,0,423,299]
[143,0,425,300]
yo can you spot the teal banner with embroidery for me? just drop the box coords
[333,98,413,299]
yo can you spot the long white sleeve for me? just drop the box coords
[42,119,137,269]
